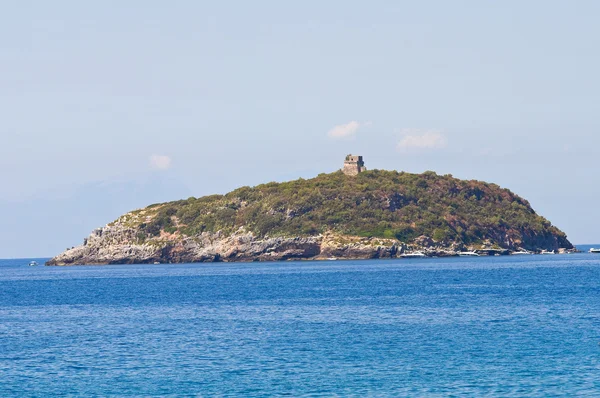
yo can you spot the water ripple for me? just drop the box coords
[1,256,599,396]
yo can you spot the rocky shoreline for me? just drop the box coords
[46,223,575,266]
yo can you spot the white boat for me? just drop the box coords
[326,257,338,261]
[28,261,38,266]
[540,250,555,255]
[589,248,600,254]
[458,251,480,257]
[400,252,427,258]
[511,250,532,255]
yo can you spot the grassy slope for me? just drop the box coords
[127,170,571,250]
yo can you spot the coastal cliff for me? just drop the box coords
[47,170,573,265]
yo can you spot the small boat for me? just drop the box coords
[400,252,427,258]
[540,250,555,255]
[589,248,600,254]
[326,257,338,261]
[511,250,532,255]
[458,251,480,257]
[28,261,38,266]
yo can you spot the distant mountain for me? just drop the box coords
[47,169,573,265]
[0,173,191,258]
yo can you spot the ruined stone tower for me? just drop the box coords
[342,154,366,176]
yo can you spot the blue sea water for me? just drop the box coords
[1,253,600,396]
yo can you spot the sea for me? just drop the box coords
[1,248,599,396]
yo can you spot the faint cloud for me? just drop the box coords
[477,147,493,156]
[327,121,366,139]
[149,154,172,170]
[396,129,447,152]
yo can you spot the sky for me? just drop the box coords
[1,0,599,258]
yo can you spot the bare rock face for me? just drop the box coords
[45,208,576,266]
[413,235,434,248]
[319,235,400,259]
[47,224,158,265]
[45,221,576,266]
[46,221,406,266]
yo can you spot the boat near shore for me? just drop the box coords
[458,251,480,257]
[540,250,555,255]
[589,248,600,254]
[511,250,532,255]
[400,252,427,258]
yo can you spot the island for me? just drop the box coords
[47,155,573,265]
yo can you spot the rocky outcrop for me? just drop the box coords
[47,220,575,265]
[46,222,409,265]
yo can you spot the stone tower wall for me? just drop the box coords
[342,155,366,176]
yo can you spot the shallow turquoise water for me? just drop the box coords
[1,254,600,396]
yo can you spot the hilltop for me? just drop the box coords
[47,168,573,265]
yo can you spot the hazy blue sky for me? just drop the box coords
[2,1,599,257]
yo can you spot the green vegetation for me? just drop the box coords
[133,170,571,249]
